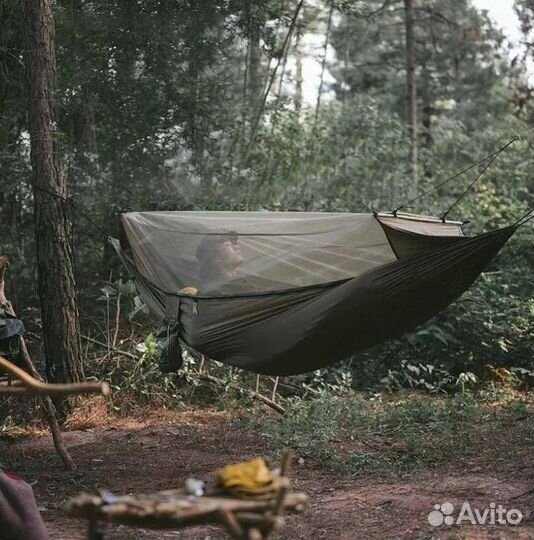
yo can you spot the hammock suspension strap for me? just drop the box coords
[440,137,518,222]
[513,207,534,228]
[392,136,519,218]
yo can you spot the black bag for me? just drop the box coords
[0,309,25,358]
[155,297,184,373]
[156,324,184,373]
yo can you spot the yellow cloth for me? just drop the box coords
[216,458,277,499]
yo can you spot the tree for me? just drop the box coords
[514,0,534,119]
[22,0,83,385]
[330,0,512,181]
[404,0,418,188]
[245,0,264,126]
[0,0,35,308]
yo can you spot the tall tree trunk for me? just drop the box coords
[404,0,418,191]
[67,0,98,167]
[22,0,83,385]
[73,86,98,158]
[315,0,334,120]
[101,1,135,277]
[294,21,303,115]
[246,1,262,126]
[421,65,433,178]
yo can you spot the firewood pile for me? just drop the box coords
[66,451,308,540]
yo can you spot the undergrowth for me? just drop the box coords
[243,389,533,478]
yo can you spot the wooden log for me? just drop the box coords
[67,491,308,515]
[66,491,309,528]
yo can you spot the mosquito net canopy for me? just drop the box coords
[115,210,515,375]
[119,211,464,300]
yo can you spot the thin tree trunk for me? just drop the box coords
[294,22,303,115]
[73,86,98,161]
[242,0,303,165]
[315,0,334,120]
[102,159,125,277]
[421,65,433,178]
[22,0,83,388]
[404,0,418,191]
[246,1,262,126]
[68,0,98,163]
[101,1,135,276]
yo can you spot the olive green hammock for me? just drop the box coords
[111,208,531,376]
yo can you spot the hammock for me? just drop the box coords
[112,210,518,376]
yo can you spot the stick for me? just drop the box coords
[280,449,293,478]
[112,292,121,347]
[18,342,78,470]
[271,478,290,520]
[251,391,285,415]
[81,335,138,360]
[218,508,244,539]
[263,450,294,540]
[510,487,534,500]
[196,373,286,415]
[271,377,279,403]
[0,356,109,397]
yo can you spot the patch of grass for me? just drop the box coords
[246,389,533,477]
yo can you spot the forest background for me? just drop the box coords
[1,0,533,398]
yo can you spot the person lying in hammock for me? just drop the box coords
[196,230,244,292]
[179,231,285,296]
[163,231,287,372]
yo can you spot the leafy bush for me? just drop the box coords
[380,361,477,394]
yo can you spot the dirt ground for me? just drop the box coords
[1,408,532,540]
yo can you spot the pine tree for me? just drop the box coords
[22,0,83,386]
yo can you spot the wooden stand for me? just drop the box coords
[66,451,308,540]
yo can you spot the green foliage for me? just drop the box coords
[251,390,533,476]
[0,0,531,390]
[380,361,477,394]
[99,342,185,413]
[330,0,515,131]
